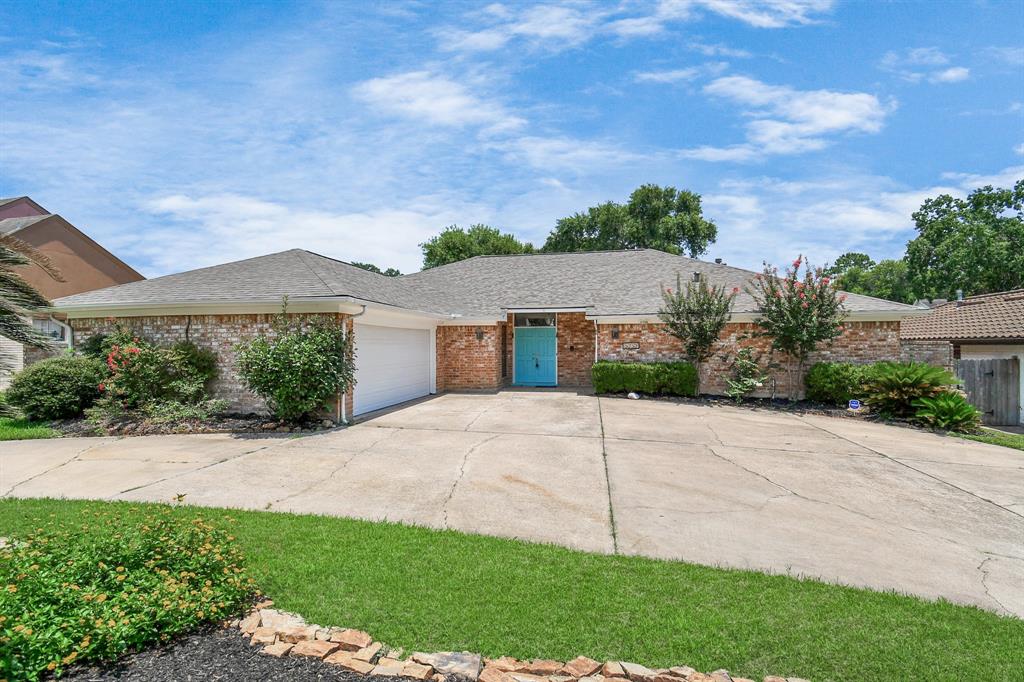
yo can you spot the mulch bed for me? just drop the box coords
[61,627,401,681]
[48,414,337,438]
[604,392,863,419]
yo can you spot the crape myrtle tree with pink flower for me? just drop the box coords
[747,255,847,400]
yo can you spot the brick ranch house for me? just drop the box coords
[51,248,928,419]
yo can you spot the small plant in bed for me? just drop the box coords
[0,505,256,681]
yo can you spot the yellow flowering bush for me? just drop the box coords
[0,506,257,680]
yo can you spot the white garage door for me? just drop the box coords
[353,323,432,416]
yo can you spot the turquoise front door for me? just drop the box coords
[514,327,557,386]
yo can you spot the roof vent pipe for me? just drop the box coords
[956,289,964,302]
[714,258,722,264]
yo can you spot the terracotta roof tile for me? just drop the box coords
[900,289,1024,341]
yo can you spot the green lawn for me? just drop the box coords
[961,428,1024,452]
[0,499,1021,682]
[0,417,56,440]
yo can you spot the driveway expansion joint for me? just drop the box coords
[596,398,619,554]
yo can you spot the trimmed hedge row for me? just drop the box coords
[592,360,698,397]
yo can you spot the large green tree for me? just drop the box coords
[542,184,718,257]
[826,252,914,304]
[905,180,1024,299]
[421,224,533,269]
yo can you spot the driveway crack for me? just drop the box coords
[3,438,118,497]
[797,416,1024,520]
[977,556,1014,615]
[113,440,278,498]
[441,434,499,527]
[268,429,401,508]
[701,416,1024,558]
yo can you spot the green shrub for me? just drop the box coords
[98,330,219,410]
[5,355,108,420]
[77,333,108,360]
[913,392,981,433]
[591,361,697,397]
[144,398,229,424]
[862,361,959,419]
[165,341,218,403]
[235,317,355,421]
[0,505,256,681]
[724,348,769,403]
[805,362,870,406]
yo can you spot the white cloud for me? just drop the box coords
[0,49,101,92]
[682,76,891,161]
[1015,143,1024,156]
[490,136,646,172]
[437,0,832,54]
[880,47,969,84]
[633,62,727,83]
[350,71,525,132]
[941,165,1024,189]
[930,66,969,83]
[688,41,753,58]
[143,194,480,275]
[982,46,1024,66]
[674,0,835,28]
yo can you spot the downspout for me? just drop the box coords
[338,305,367,424]
[50,316,73,350]
[593,319,599,364]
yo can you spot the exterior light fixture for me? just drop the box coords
[475,328,484,341]
[611,327,620,340]
[692,272,701,282]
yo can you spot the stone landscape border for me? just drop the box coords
[231,602,809,682]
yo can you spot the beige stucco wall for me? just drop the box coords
[12,216,143,301]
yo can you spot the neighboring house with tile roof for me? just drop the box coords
[0,198,143,387]
[51,247,928,418]
[902,290,1024,425]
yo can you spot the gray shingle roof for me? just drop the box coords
[53,247,922,318]
[0,214,51,235]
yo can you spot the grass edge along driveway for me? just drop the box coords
[1,499,1021,682]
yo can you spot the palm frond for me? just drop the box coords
[0,234,65,283]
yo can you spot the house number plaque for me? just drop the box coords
[622,342,640,350]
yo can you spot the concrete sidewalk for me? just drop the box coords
[2,391,1022,617]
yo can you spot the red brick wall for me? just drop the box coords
[900,339,954,371]
[597,320,902,398]
[436,324,503,391]
[555,312,595,386]
[69,313,351,415]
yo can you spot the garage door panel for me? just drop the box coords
[353,324,431,416]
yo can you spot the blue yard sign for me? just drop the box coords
[848,399,862,410]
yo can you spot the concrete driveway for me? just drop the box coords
[2,391,1022,617]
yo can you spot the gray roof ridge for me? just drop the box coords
[299,248,398,279]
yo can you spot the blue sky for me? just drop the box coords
[1,0,1022,277]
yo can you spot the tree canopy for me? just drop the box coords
[542,184,718,257]
[905,180,1024,299]
[420,224,534,269]
[826,252,914,304]
[350,262,401,277]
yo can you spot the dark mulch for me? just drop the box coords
[61,627,397,681]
